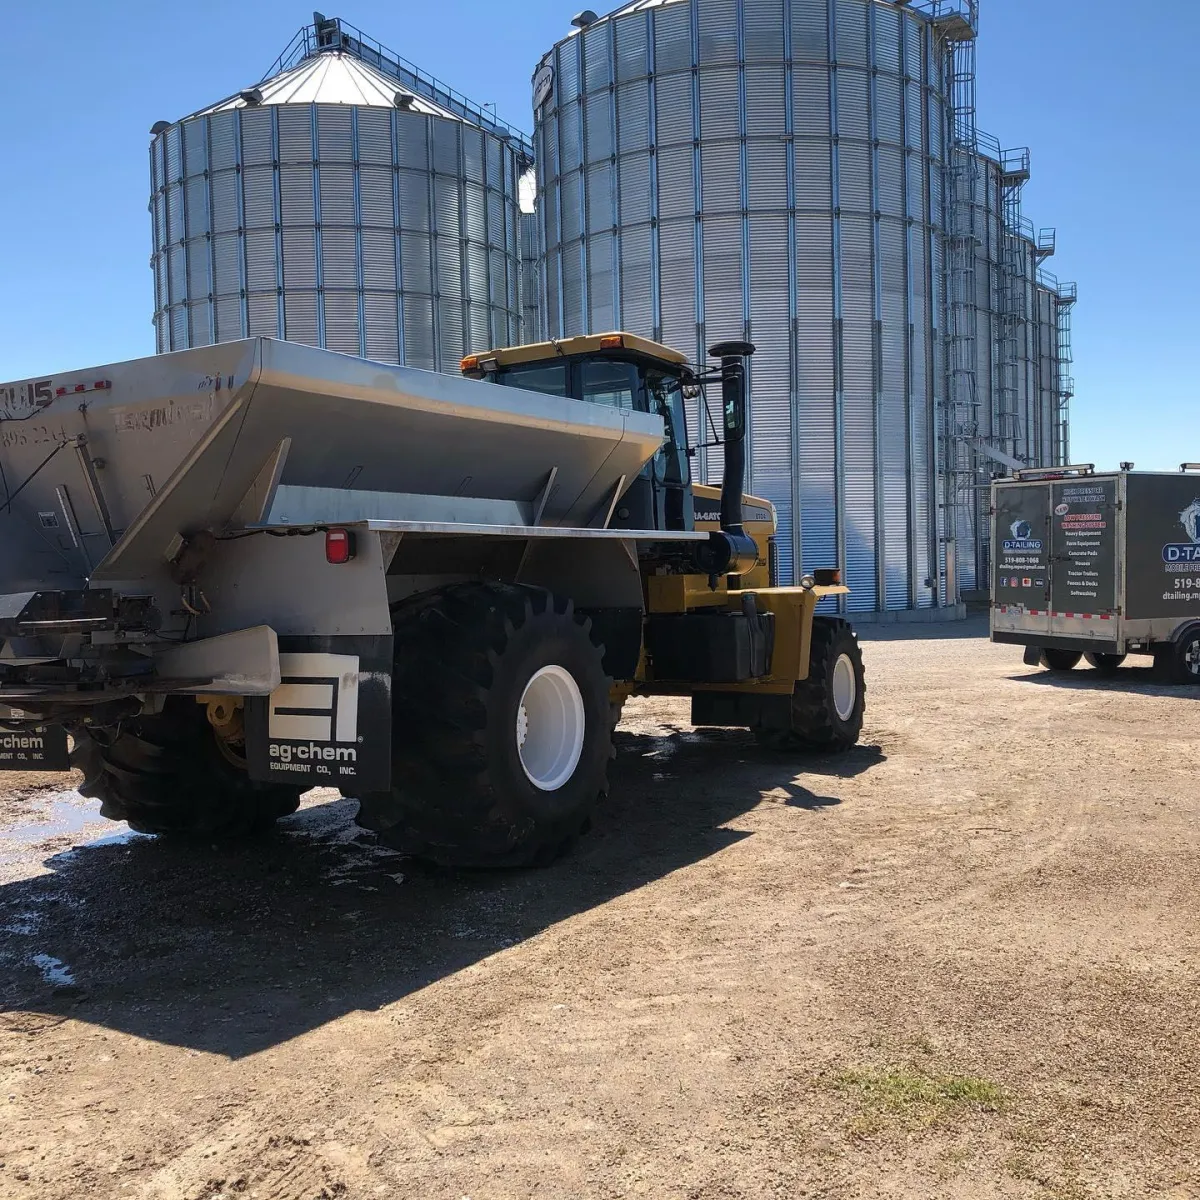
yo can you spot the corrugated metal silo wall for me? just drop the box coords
[947,150,1058,592]
[521,211,542,343]
[150,104,525,369]
[535,0,949,609]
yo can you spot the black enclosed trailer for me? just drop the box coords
[991,465,1200,682]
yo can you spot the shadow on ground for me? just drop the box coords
[0,727,883,1058]
[1011,664,1200,699]
[856,615,989,643]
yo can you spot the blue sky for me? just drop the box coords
[1,0,1195,471]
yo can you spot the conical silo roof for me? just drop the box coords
[195,51,462,120]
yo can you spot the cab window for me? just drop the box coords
[580,360,640,411]
[494,362,569,397]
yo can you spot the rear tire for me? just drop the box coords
[356,583,613,868]
[755,617,865,753]
[1039,648,1082,672]
[1084,652,1126,675]
[1162,629,1200,685]
[73,699,303,838]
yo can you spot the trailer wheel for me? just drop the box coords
[755,618,865,753]
[1162,629,1200,685]
[1084,652,1126,675]
[73,700,303,838]
[1038,648,1082,672]
[358,583,613,868]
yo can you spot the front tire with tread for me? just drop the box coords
[755,617,866,753]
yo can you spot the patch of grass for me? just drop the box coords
[834,1066,1006,1131]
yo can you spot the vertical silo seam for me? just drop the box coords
[162,132,178,350]
[923,19,942,609]
[426,118,442,370]
[867,1,887,613]
[350,108,367,359]
[899,13,917,609]
[691,0,705,369]
[646,11,663,343]
[390,111,407,362]
[609,25,623,332]
[690,0,706,469]
[553,57,566,337]
[736,0,752,485]
[828,0,847,613]
[783,0,804,578]
[482,134,494,350]
[575,32,590,334]
[202,118,218,352]
[306,107,320,345]
[233,111,249,341]
[456,126,469,365]
[180,123,193,350]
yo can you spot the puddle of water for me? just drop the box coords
[1,912,39,935]
[31,953,75,987]
[0,792,102,847]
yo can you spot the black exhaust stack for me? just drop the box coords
[694,341,758,581]
[709,340,756,536]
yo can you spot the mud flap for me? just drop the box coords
[244,634,393,793]
[1023,645,1042,667]
[0,724,70,771]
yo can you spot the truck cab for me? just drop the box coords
[462,332,776,586]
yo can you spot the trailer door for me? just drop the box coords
[1048,478,1119,638]
[993,482,1051,635]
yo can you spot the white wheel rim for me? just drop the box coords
[832,653,857,722]
[517,665,586,791]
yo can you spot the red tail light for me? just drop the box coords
[325,529,357,565]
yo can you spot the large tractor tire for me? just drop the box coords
[357,583,613,869]
[755,617,866,753]
[73,699,303,838]
[1039,648,1083,672]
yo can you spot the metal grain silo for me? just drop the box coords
[533,0,955,611]
[150,17,532,371]
[947,140,1075,593]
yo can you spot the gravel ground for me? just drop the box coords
[1,617,1198,1199]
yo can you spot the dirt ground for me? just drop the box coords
[1,617,1199,1199]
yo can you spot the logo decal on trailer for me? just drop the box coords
[266,654,364,773]
[244,636,392,793]
[1003,518,1043,553]
[269,653,360,744]
[1162,499,1200,563]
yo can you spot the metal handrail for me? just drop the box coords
[262,15,534,157]
[908,0,979,31]
[1000,146,1031,177]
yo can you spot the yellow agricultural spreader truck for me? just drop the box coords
[0,333,863,866]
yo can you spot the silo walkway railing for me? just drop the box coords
[264,15,535,159]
